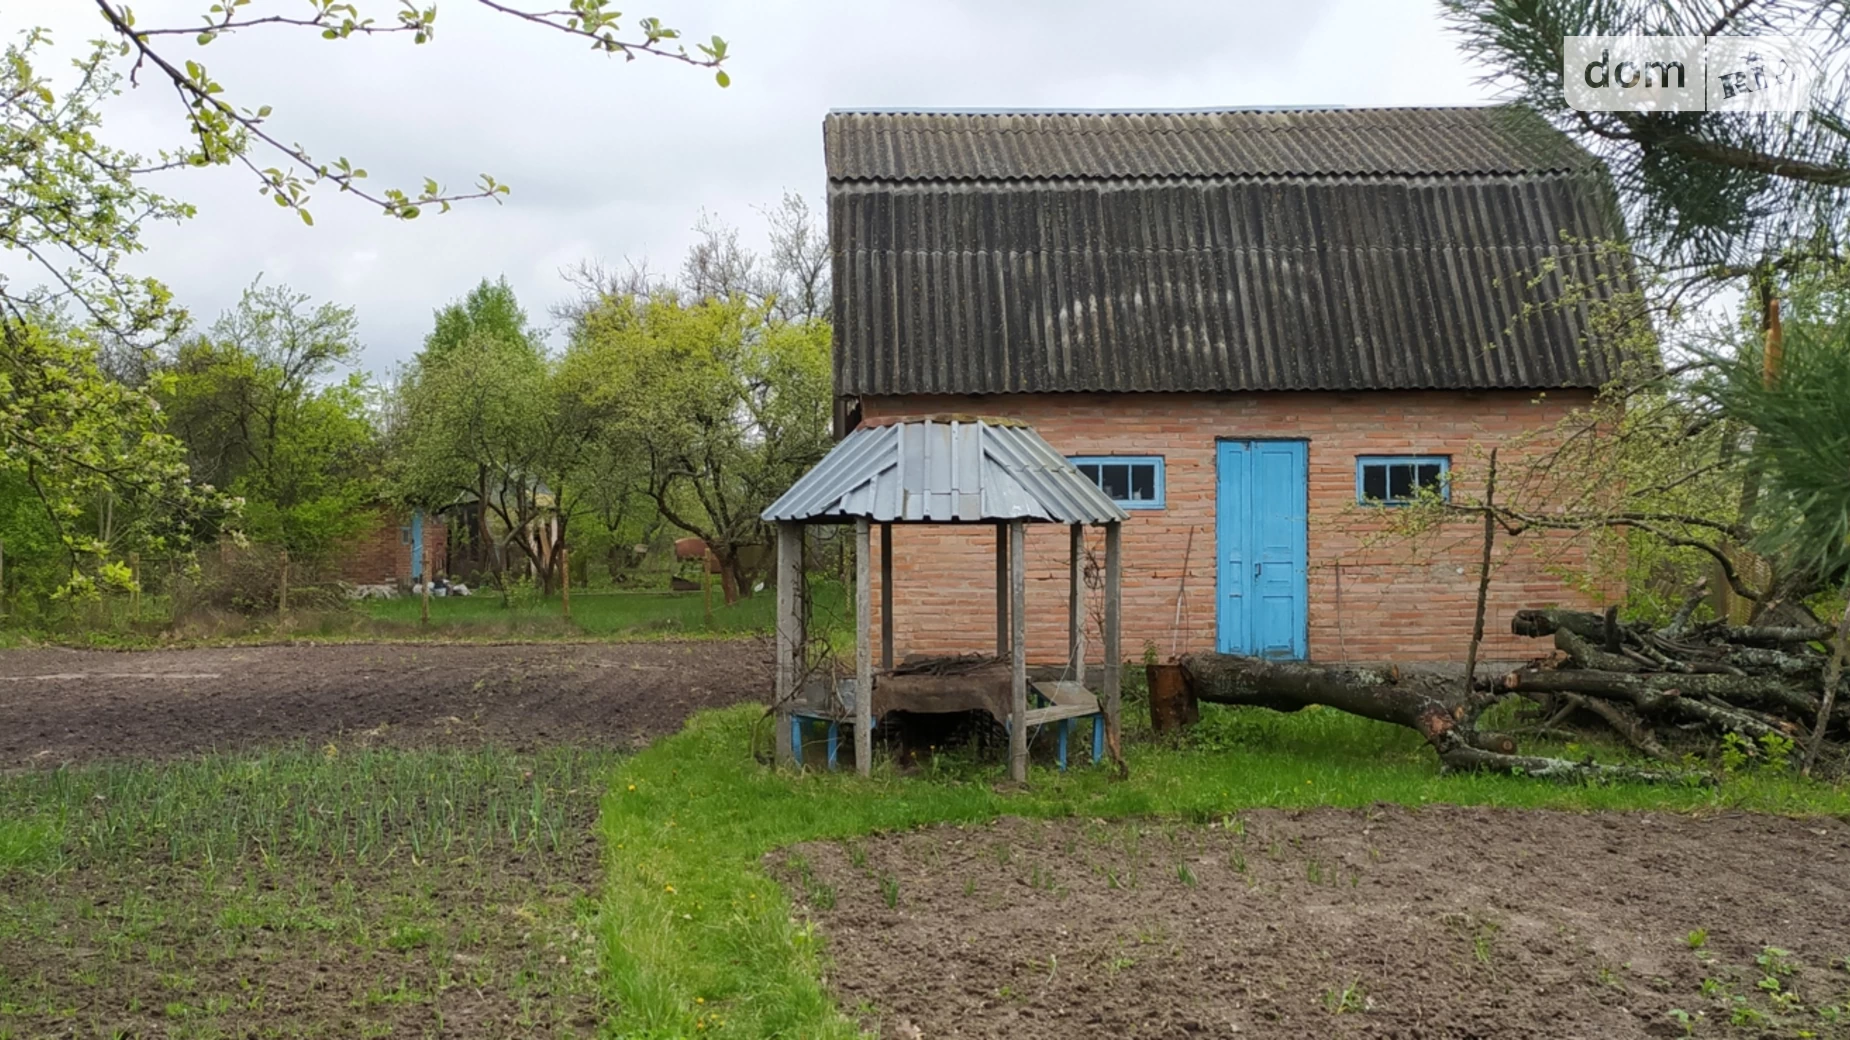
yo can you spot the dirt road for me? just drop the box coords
[0,640,770,768]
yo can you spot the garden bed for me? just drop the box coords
[777,807,1850,1039]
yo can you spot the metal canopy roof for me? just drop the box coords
[762,417,1129,525]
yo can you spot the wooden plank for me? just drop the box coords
[1032,680,1098,708]
[1009,519,1028,783]
[995,521,1009,657]
[880,522,894,671]
[774,522,801,768]
[1023,703,1102,727]
[1104,521,1123,755]
[1068,524,1084,688]
[856,518,874,777]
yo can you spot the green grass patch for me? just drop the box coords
[0,743,617,869]
[0,745,618,1037]
[0,817,58,872]
[601,702,1850,1039]
[0,581,848,648]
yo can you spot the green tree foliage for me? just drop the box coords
[82,1,726,229]
[0,34,232,613]
[1434,3,1850,627]
[0,29,192,343]
[421,277,542,362]
[394,281,591,595]
[1704,266,1850,580]
[1441,0,1850,275]
[561,294,831,601]
[0,320,229,605]
[158,283,379,563]
[3,4,726,621]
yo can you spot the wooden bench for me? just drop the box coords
[1016,681,1105,770]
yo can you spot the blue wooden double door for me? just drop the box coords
[1216,440,1309,659]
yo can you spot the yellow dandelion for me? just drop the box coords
[628,784,637,791]
[665,884,676,893]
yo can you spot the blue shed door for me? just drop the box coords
[1216,440,1309,659]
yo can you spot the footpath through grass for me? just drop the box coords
[601,702,1850,1039]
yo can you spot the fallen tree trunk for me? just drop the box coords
[1181,654,1698,783]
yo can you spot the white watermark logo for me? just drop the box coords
[1564,35,1824,112]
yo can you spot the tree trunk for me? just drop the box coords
[1802,590,1850,777]
[709,543,756,606]
[715,549,742,606]
[1181,654,1696,783]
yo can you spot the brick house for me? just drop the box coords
[824,107,1627,664]
[331,508,446,588]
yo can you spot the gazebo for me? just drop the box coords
[761,416,1128,781]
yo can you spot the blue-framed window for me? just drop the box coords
[1357,456,1449,505]
[1070,456,1165,509]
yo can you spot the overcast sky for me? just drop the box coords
[24,0,1494,375]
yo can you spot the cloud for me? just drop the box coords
[19,0,1493,374]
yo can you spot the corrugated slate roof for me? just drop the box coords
[825,107,1631,396]
[762,417,1128,524]
[825,107,1600,183]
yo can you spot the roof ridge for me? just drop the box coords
[824,104,1500,116]
[823,106,1597,182]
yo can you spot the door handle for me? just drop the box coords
[1253,562,1261,578]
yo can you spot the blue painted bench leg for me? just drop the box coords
[791,717,804,768]
[1092,714,1106,765]
[826,722,840,772]
[1057,718,1070,770]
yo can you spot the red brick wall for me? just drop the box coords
[859,390,1615,666]
[330,510,448,587]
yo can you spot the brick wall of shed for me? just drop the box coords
[858,390,1615,665]
[330,510,448,587]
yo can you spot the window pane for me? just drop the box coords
[1416,463,1443,493]
[1078,463,1099,485]
[1387,464,1414,500]
[1362,464,1387,501]
[1100,464,1131,501]
[1130,464,1156,502]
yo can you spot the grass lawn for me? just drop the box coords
[0,581,846,648]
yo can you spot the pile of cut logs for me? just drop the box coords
[1504,606,1844,773]
[1180,601,1845,782]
